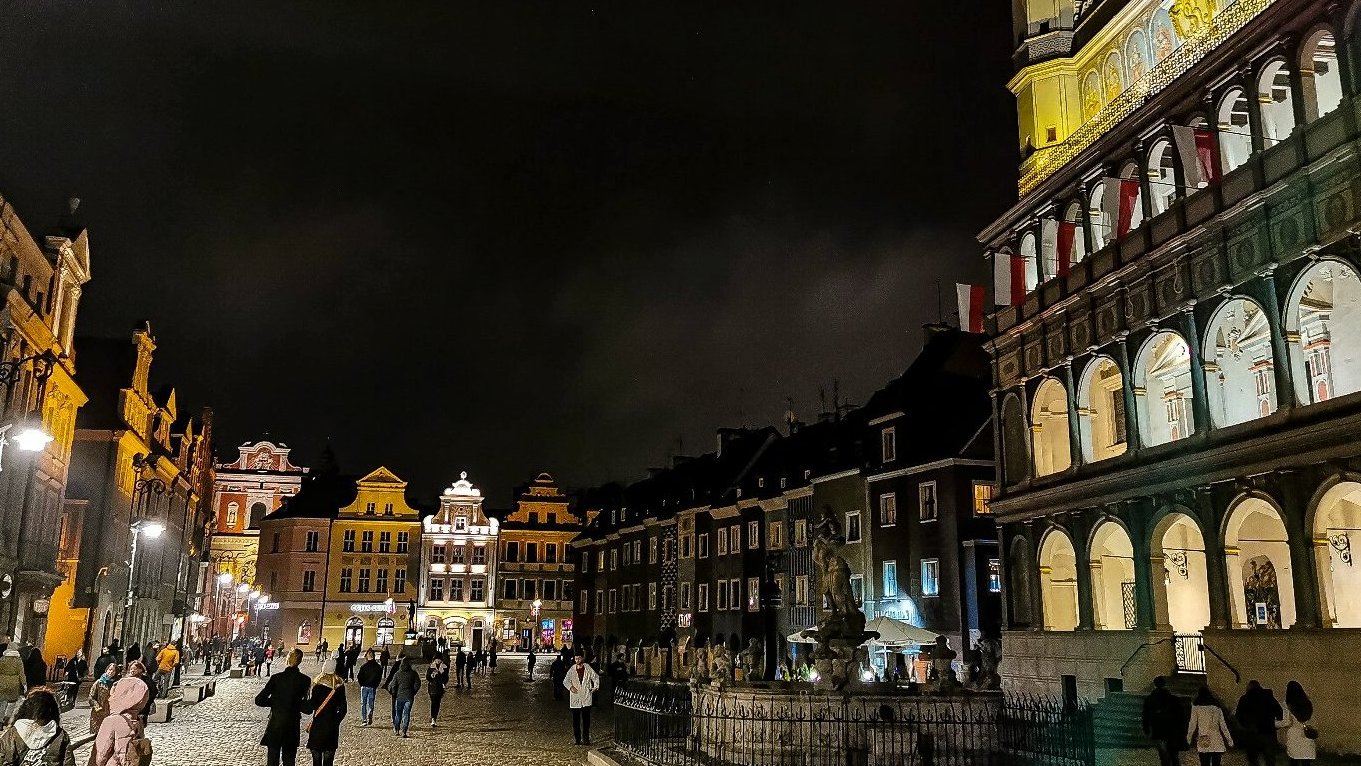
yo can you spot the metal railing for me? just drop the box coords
[614,681,1095,766]
[1173,634,1206,674]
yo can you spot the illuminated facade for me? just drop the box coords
[495,473,581,651]
[418,472,497,651]
[984,0,1361,751]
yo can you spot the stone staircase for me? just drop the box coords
[1092,673,1204,749]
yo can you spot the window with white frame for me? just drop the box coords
[681,582,692,609]
[621,543,630,566]
[682,533,694,558]
[880,493,897,526]
[580,591,590,614]
[794,519,808,547]
[608,589,617,613]
[649,537,658,564]
[730,579,742,611]
[610,549,618,570]
[922,558,940,597]
[747,577,759,611]
[632,540,642,562]
[768,520,784,549]
[846,511,862,543]
[730,525,741,551]
[883,560,898,598]
[698,583,710,612]
[698,533,710,558]
[717,528,728,555]
[795,575,808,605]
[881,427,897,462]
[595,590,604,614]
[919,482,938,522]
[849,574,863,605]
[226,502,239,527]
[973,482,994,516]
[747,520,759,549]
[649,583,658,610]
[716,580,728,610]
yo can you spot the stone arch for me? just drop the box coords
[1151,509,1211,633]
[1257,57,1297,144]
[1030,377,1072,477]
[1020,232,1040,293]
[1133,330,1195,446]
[1223,495,1297,628]
[1088,178,1111,250]
[1038,526,1079,631]
[1310,479,1361,627]
[1203,296,1278,428]
[249,501,268,528]
[1001,393,1030,486]
[1301,26,1344,122]
[1063,200,1088,267]
[1077,355,1128,463]
[1284,257,1361,403]
[1089,519,1137,630]
[1040,217,1059,282]
[1146,137,1178,216]
[1217,86,1253,173]
[1008,534,1039,629]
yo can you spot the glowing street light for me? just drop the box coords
[11,427,52,452]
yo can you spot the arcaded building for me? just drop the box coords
[982,0,1361,751]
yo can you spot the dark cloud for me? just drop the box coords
[0,1,1015,503]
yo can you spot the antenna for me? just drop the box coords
[936,280,944,324]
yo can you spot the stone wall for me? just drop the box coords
[1001,629,1173,699]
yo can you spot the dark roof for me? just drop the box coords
[264,472,358,521]
[73,336,136,431]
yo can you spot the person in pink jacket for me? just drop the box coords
[89,676,150,766]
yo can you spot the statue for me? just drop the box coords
[710,643,733,688]
[974,635,1002,690]
[689,644,710,688]
[928,636,959,693]
[812,506,867,643]
[739,638,764,682]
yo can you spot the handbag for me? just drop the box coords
[305,685,339,733]
[122,714,153,766]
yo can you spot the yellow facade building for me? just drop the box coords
[495,473,581,651]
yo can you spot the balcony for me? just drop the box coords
[1014,26,1075,69]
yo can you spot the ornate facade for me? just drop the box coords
[418,473,497,651]
[496,473,581,650]
[985,0,1361,751]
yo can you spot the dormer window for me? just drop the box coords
[454,515,468,531]
[881,427,897,463]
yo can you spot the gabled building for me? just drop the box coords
[207,440,307,608]
[496,472,583,651]
[418,472,497,651]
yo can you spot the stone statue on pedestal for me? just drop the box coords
[928,636,959,693]
[809,505,872,690]
[974,635,1002,690]
[689,644,710,688]
[739,638,764,682]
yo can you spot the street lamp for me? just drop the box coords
[121,519,166,647]
[531,599,542,650]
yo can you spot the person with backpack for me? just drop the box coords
[0,691,75,766]
[91,677,151,766]
[305,660,347,766]
[383,658,419,738]
[255,649,313,766]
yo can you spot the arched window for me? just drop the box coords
[1089,521,1136,630]
[1146,139,1178,216]
[1063,201,1088,267]
[1302,29,1343,121]
[1313,481,1361,627]
[1152,512,1210,634]
[1088,179,1110,250]
[1001,395,1029,486]
[249,502,268,528]
[1030,377,1072,477]
[1204,297,1277,427]
[1217,87,1253,172]
[1258,59,1297,145]
[1083,70,1103,121]
[1285,258,1361,404]
[1223,497,1296,629]
[1119,161,1144,232]
[1040,218,1059,281]
[1020,233,1040,293]
[1039,529,1079,631]
[1133,331,1195,446]
[225,501,239,528]
[1077,356,1128,462]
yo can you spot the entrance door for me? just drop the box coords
[345,617,364,647]
[471,627,483,651]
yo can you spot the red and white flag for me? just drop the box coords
[1056,220,1077,277]
[1104,177,1141,239]
[1172,125,1222,187]
[994,251,1025,306]
[956,283,984,333]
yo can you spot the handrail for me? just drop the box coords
[1120,634,1242,684]
[1200,643,1241,684]
[1120,636,1174,678]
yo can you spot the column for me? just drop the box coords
[1063,362,1082,469]
[1114,333,1141,451]
[1278,473,1322,628]
[1197,487,1234,629]
[1179,308,1212,436]
[1135,139,1155,223]
[1259,268,1297,411]
[1078,180,1096,256]
[1128,503,1158,630]
[1288,38,1315,126]
[1074,520,1096,631]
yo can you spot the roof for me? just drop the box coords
[72,336,136,431]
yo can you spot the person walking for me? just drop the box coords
[1276,681,1317,765]
[454,649,467,690]
[91,648,114,683]
[383,658,419,738]
[345,644,361,683]
[90,677,150,766]
[255,649,313,766]
[122,644,140,669]
[154,642,179,699]
[87,664,120,736]
[305,661,347,766]
[1142,676,1186,766]
[65,651,87,686]
[0,647,24,724]
[124,663,154,726]
[488,648,497,674]
[550,655,567,701]
[426,657,448,727]
[263,645,275,677]
[22,648,47,692]
[1187,687,1233,766]
[1235,680,1282,766]
[0,690,76,766]
[527,647,537,679]
[563,653,599,746]
[355,651,382,726]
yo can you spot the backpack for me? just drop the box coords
[122,714,153,766]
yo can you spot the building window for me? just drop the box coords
[473,546,486,565]
[880,493,897,526]
[384,502,393,516]
[922,559,940,597]
[748,520,759,549]
[396,532,409,553]
[608,589,618,613]
[451,545,466,565]
[342,530,356,552]
[663,584,673,611]
[849,574,864,604]
[450,578,464,601]
[226,502,239,528]
[394,568,406,594]
[682,534,694,558]
[768,521,784,549]
[698,583,710,612]
[527,542,539,563]
[972,482,994,516]
[523,579,537,600]
[716,580,728,611]
[730,525,741,552]
[379,531,391,553]
[544,579,558,600]
[649,583,658,610]
[883,560,898,598]
[454,515,468,531]
[730,579,742,611]
[632,540,642,562]
[361,530,374,553]
[988,559,1002,593]
[882,427,897,463]
[376,569,388,593]
[681,582,692,610]
[621,544,630,567]
[747,577,760,611]
[794,519,808,547]
[302,570,316,592]
[430,578,444,601]
[580,591,590,614]
[305,531,319,552]
[471,579,484,601]
[580,550,588,570]
[595,590,605,614]
[919,482,938,522]
[503,579,518,600]
[339,568,353,593]
[432,545,447,565]
[648,538,658,564]
[717,529,728,556]
[362,502,374,515]
[609,549,618,570]
[795,575,809,605]
[597,550,606,570]
[846,512,862,543]
[546,543,558,563]
[698,533,710,558]
[358,568,371,593]
[271,533,280,553]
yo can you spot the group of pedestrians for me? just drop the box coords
[1143,676,1319,766]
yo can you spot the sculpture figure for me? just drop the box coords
[812,505,867,643]
[928,636,959,693]
[710,643,733,688]
[974,635,1002,690]
[739,638,764,682]
[689,644,710,688]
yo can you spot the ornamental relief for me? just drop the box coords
[999,351,1023,387]
[1046,327,1067,361]
[1154,262,1188,312]
[1096,298,1122,338]
[1271,211,1310,265]
[1126,281,1153,323]
[1070,315,1093,351]
[1315,186,1356,237]
[1192,250,1225,296]
[1024,339,1044,375]
[1228,231,1267,281]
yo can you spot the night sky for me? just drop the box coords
[0,2,1015,505]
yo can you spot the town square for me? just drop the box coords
[0,0,1357,764]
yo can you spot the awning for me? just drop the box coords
[864,616,939,647]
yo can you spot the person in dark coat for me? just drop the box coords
[1235,680,1282,766]
[383,657,419,738]
[345,644,361,682]
[123,643,141,667]
[21,648,47,690]
[355,650,382,726]
[126,661,156,725]
[454,649,467,690]
[426,657,448,727]
[332,646,348,682]
[1142,676,1186,766]
[91,648,114,683]
[305,661,347,766]
[255,649,314,766]
[527,648,537,678]
[550,656,567,700]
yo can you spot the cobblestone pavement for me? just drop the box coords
[75,658,605,766]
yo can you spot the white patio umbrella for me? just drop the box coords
[864,616,940,647]
[785,628,819,644]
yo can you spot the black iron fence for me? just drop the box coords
[1173,634,1206,674]
[614,681,1094,766]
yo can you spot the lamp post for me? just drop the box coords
[214,571,233,642]
[531,598,542,650]
[121,519,165,648]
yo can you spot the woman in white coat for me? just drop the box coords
[1276,680,1317,764]
[1187,687,1233,766]
[562,653,600,746]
